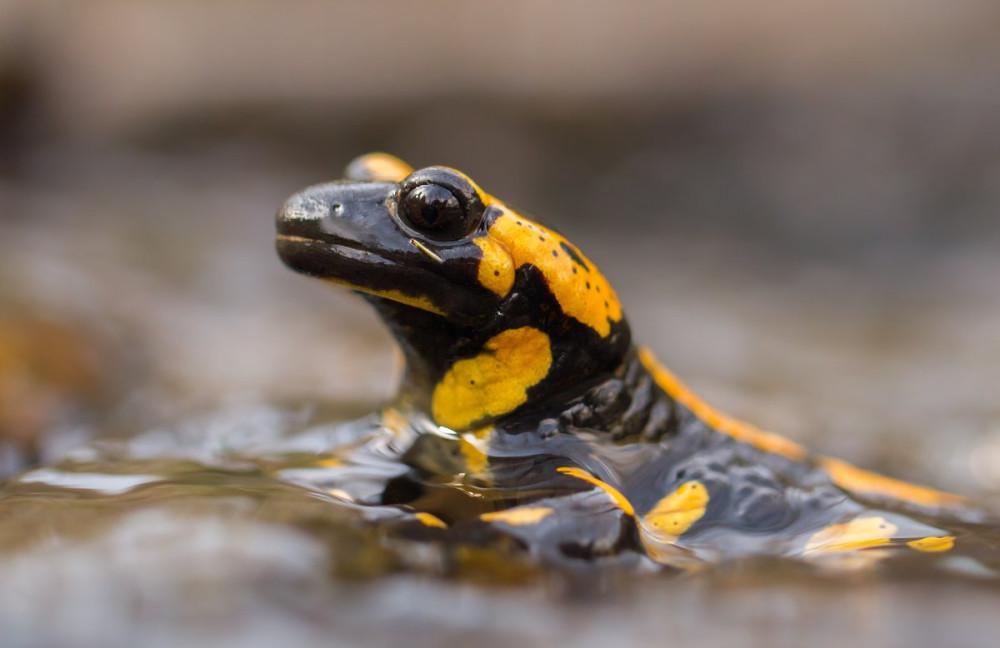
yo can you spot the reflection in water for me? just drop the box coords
[18,468,162,495]
[4,403,999,583]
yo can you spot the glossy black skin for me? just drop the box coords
[276,179,498,323]
[276,163,977,569]
[277,172,631,423]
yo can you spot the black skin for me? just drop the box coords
[276,161,980,568]
[276,168,630,422]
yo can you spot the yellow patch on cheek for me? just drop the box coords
[431,327,552,429]
[641,481,709,539]
[486,211,623,337]
[473,238,515,296]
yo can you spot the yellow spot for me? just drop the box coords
[485,211,623,337]
[432,327,552,429]
[480,507,554,525]
[473,238,516,296]
[907,535,955,553]
[642,481,709,538]
[316,457,343,468]
[415,512,448,529]
[804,516,898,554]
[459,426,492,476]
[368,288,445,316]
[639,348,807,460]
[327,488,354,501]
[346,152,414,182]
[819,457,965,509]
[380,407,409,435]
[556,466,635,516]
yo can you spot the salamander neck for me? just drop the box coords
[497,348,677,440]
[368,282,633,431]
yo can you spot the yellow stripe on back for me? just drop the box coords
[639,348,807,460]
[818,457,965,509]
[640,348,965,509]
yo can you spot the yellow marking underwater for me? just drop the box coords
[480,507,554,525]
[804,516,898,554]
[327,488,354,501]
[907,535,955,553]
[459,427,493,477]
[818,457,965,509]
[380,406,409,436]
[346,152,414,182]
[432,327,552,429]
[415,512,448,529]
[557,466,635,516]
[481,210,623,337]
[642,481,709,539]
[639,348,807,460]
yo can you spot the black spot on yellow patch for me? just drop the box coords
[483,211,623,337]
[559,241,589,270]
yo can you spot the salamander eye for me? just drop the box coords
[397,167,486,241]
[399,184,466,237]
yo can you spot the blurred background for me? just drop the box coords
[1,0,999,497]
[4,4,1000,648]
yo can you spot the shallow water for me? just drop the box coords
[3,402,1000,648]
[5,400,1000,573]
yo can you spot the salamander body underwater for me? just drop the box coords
[276,153,989,570]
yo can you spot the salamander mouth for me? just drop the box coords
[276,233,408,284]
[275,232,378,260]
[275,231,465,318]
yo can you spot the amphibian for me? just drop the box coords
[276,153,981,569]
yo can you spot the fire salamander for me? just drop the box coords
[276,153,987,571]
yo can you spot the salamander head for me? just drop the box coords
[276,153,631,431]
